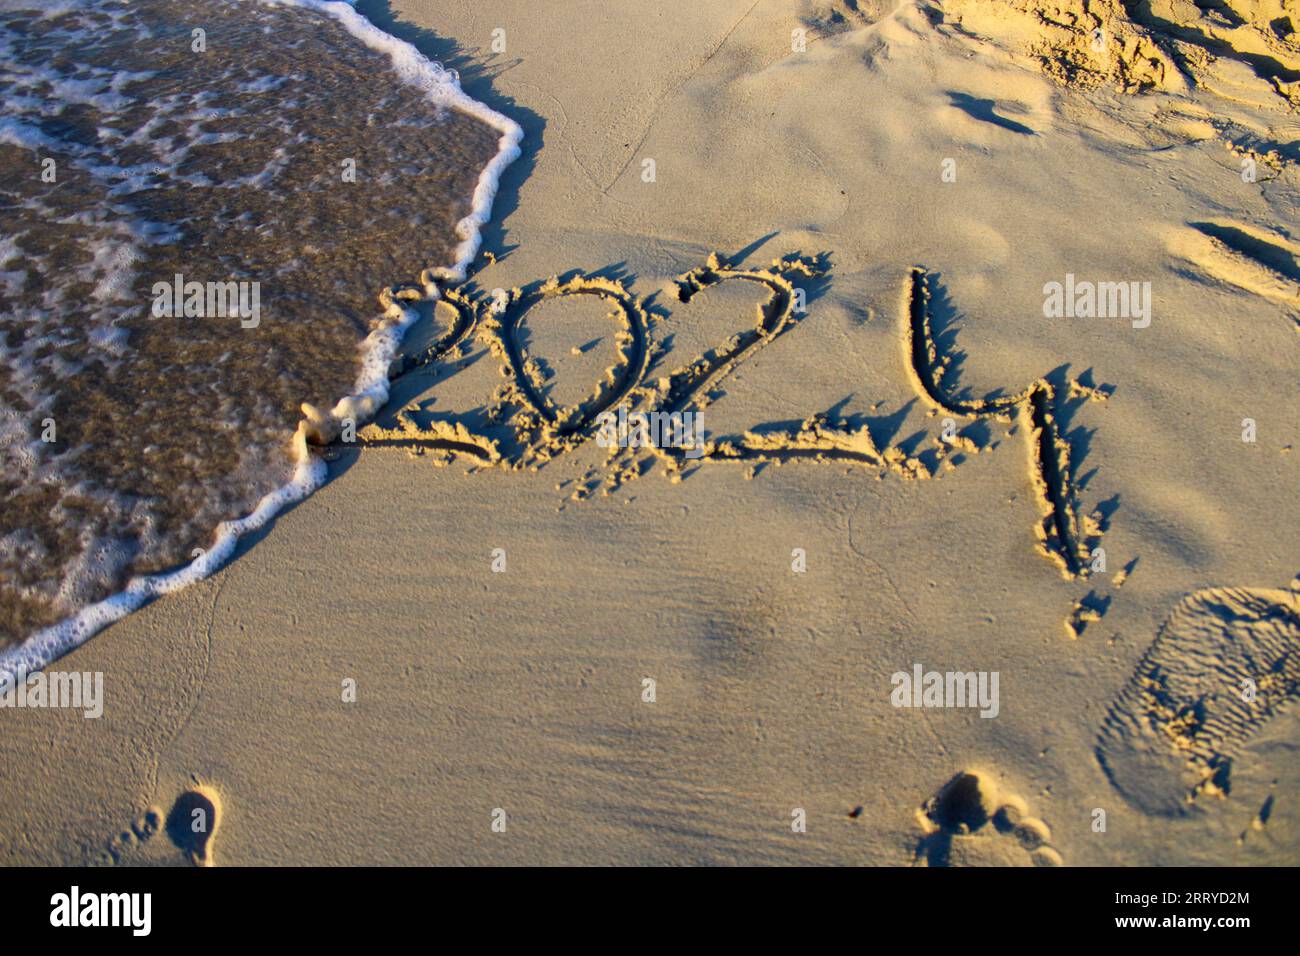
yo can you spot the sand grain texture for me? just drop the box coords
[1,0,1297,865]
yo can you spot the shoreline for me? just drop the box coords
[0,0,524,682]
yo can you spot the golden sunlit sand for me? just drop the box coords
[0,0,1296,867]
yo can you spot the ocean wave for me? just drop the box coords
[0,0,522,678]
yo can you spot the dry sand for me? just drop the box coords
[1,0,1297,865]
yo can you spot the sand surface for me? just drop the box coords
[1,0,1297,866]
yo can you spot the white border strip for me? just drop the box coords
[0,0,523,680]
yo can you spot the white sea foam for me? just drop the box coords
[278,0,525,283]
[0,0,524,682]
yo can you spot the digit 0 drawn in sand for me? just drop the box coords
[905,268,1108,579]
[1096,577,1300,816]
[478,274,653,467]
[914,770,1063,867]
[330,251,1112,575]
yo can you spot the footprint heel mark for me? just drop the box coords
[166,785,223,867]
[478,273,652,466]
[914,770,1063,867]
[1095,578,1300,816]
[904,267,1096,578]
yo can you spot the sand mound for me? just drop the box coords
[938,0,1299,107]
[798,0,904,33]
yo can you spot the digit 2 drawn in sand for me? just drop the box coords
[332,251,1110,576]
[636,253,932,481]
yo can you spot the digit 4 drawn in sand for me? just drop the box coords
[904,267,1110,579]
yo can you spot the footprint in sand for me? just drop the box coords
[1166,221,1300,324]
[165,785,223,867]
[914,770,1063,866]
[1095,577,1300,816]
[102,807,162,865]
